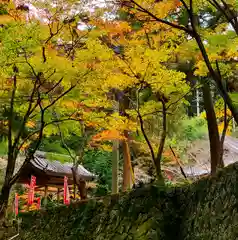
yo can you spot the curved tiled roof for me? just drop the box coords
[32,151,95,181]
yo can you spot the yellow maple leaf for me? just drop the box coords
[26,120,36,128]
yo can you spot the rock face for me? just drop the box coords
[19,162,238,240]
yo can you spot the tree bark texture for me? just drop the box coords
[72,165,87,200]
[155,100,166,184]
[202,82,221,175]
[122,130,133,191]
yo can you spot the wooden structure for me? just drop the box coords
[16,151,96,202]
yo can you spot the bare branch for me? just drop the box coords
[189,0,193,12]
[215,60,222,79]
[166,91,191,110]
[43,69,91,112]
[45,69,56,80]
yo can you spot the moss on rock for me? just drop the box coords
[17,163,238,239]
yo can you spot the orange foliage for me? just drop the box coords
[174,0,182,7]
[85,121,98,128]
[26,120,36,128]
[92,19,131,43]
[19,142,30,151]
[162,149,177,164]
[92,129,127,141]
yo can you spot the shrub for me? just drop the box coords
[0,141,8,157]
[39,138,69,154]
[83,150,112,196]
[179,117,207,141]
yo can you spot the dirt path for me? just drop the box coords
[224,136,238,153]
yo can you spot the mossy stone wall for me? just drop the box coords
[179,163,238,239]
[18,163,238,239]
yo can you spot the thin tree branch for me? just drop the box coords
[11,50,43,158]
[128,0,193,34]
[189,0,193,12]
[208,0,238,34]
[180,0,190,13]
[141,110,174,118]
[136,88,156,162]
[43,85,76,111]
[169,146,187,179]
[45,77,64,95]
[43,70,91,112]
[42,21,64,63]
[10,89,45,186]
[7,67,17,176]
[219,102,232,168]
[144,29,152,49]
[17,118,80,152]
[49,92,76,162]
[127,0,238,123]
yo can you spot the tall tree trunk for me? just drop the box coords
[119,89,133,191]
[112,95,119,194]
[122,130,132,191]
[219,102,230,168]
[78,179,87,200]
[0,73,17,220]
[72,165,87,200]
[112,140,119,194]
[0,181,12,220]
[202,81,221,175]
[0,155,17,220]
[137,90,165,184]
[192,30,238,125]
[155,100,166,185]
[71,126,88,200]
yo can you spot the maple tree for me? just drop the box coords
[198,0,238,34]
[80,12,190,184]
[177,1,238,172]
[0,0,102,218]
[0,0,236,216]
[118,0,238,175]
[45,5,192,188]
[119,0,238,122]
[176,23,238,173]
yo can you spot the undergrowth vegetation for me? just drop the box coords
[166,117,207,161]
